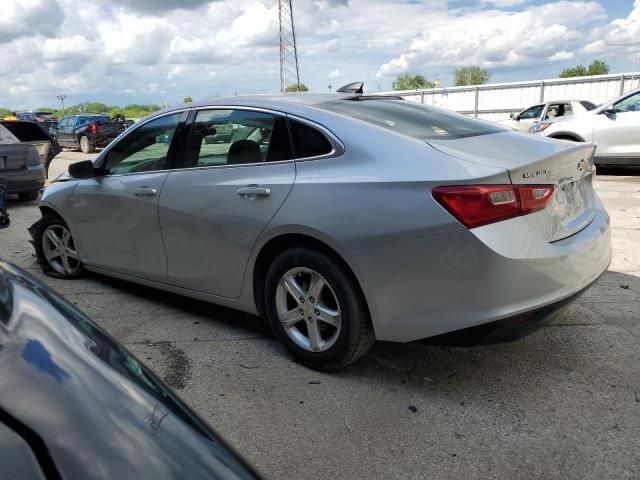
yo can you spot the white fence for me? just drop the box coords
[383,72,640,121]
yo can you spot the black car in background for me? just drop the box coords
[53,114,126,153]
[0,261,260,479]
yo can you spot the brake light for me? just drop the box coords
[89,121,98,135]
[432,184,555,228]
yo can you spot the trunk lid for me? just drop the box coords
[427,131,597,242]
[0,144,28,171]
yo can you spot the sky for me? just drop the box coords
[1,0,639,108]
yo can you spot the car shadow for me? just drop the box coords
[82,267,639,395]
[84,270,274,339]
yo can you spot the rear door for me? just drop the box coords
[592,90,640,160]
[158,108,295,298]
[69,112,185,280]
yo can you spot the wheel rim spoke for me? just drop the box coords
[61,255,72,274]
[44,248,59,262]
[316,304,340,328]
[61,229,72,247]
[307,272,325,301]
[66,247,79,260]
[307,320,323,352]
[280,308,303,329]
[283,275,305,302]
[45,229,61,248]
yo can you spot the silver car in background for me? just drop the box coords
[530,87,640,166]
[29,93,611,370]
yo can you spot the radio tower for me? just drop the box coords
[279,0,300,92]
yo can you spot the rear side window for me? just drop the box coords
[318,98,500,140]
[289,120,333,158]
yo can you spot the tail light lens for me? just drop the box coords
[89,121,98,135]
[432,184,555,228]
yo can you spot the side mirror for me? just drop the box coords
[599,108,616,116]
[68,160,97,179]
[509,113,515,119]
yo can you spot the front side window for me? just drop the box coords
[104,113,181,174]
[614,92,640,113]
[519,104,544,120]
[318,98,501,140]
[183,109,292,167]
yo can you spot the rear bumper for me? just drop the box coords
[0,166,45,194]
[422,278,600,346]
[348,202,611,343]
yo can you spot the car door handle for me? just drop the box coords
[132,187,157,197]
[237,186,271,197]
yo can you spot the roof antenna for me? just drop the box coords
[336,82,364,94]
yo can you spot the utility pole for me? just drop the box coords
[279,0,300,92]
[56,95,67,116]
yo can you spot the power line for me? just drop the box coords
[279,0,300,92]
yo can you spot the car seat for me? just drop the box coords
[227,139,262,165]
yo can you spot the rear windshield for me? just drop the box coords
[317,98,501,139]
[1,121,48,142]
[580,101,598,111]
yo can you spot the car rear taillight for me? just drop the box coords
[432,184,555,228]
[89,121,98,135]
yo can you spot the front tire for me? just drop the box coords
[264,248,375,371]
[79,136,95,154]
[33,214,84,278]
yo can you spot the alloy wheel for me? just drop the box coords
[275,267,342,352]
[42,225,82,276]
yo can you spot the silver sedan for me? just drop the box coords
[30,93,612,370]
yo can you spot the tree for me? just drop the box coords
[183,96,193,103]
[559,59,609,78]
[285,83,308,92]
[392,74,434,90]
[587,59,609,76]
[454,66,491,86]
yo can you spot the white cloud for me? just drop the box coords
[549,50,575,61]
[0,0,638,108]
[0,0,64,43]
[377,1,607,76]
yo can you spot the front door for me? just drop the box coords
[593,90,640,160]
[56,117,74,147]
[158,108,296,298]
[68,112,184,281]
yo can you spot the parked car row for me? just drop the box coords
[501,87,640,166]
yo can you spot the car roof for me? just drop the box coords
[156,93,361,118]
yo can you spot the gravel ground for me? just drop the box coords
[1,151,639,479]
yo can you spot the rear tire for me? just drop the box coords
[264,247,375,371]
[18,191,39,202]
[33,214,84,279]
[80,136,95,154]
